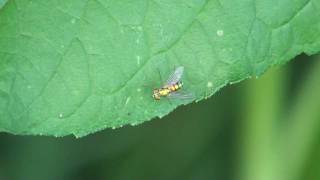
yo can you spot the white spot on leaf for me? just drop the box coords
[137,88,141,92]
[136,55,141,65]
[207,81,213,88]
[71,18,76,24]
[125,97,131,105]
[59,113,63,118]
[137,26,143,31]
[217,30,224,36]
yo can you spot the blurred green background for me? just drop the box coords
[0,54,319,180]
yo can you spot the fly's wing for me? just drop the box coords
[164,66,184,87]
[167,91,195,100]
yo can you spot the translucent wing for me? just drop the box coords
[168,91,195,100]
[165,66,184,87]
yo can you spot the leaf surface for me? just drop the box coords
[0,0,319,137]
[0,0,7,9]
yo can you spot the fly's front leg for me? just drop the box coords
[156,67,164,85]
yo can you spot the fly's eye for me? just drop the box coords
[152,93,160,100]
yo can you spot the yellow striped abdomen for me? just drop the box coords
[154,81,184,100]
[167,81,183,93]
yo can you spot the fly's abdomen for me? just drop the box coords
[168,81,183,92]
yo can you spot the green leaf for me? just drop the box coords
[0,0,319,137]
[0,0,7,9]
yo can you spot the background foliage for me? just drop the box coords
[0,54,319,180]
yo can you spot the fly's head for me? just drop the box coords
[152,89,161,100]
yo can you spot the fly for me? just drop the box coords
[152,66,193,100]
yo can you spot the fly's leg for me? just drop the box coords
[166,94,174,106]
[168,91,195,100]
[157,68,164,84]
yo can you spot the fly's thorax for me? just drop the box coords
[159,88,170,96]
[153,88,170,99]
